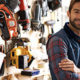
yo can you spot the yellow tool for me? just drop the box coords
[10,46,33,69]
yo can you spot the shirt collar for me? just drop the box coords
[64,22,80,43]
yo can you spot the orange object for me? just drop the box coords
[18,0,30,30]
[10,46,32,68]
[0,4,18,40]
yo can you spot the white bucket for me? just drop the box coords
[0,52,6,69]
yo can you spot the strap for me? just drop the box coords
[0,4,13,18]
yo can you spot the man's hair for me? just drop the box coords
[69,0,80,12]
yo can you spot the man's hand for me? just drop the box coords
[59,59,80,74]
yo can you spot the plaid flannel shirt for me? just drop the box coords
[46,22,80,80]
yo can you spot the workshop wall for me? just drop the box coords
[0,0,67,80]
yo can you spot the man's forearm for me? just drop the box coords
[59,59,80,74]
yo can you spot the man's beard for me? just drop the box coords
[70,18,80,30]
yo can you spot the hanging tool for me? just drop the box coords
[0,4,18,40]
[39,24,46,45]
[18,0,30,30]
[31,0,49,30]
[47,0,61,11]
[31,1,41,30]
[45,20,55,38]
[38,0,49,16]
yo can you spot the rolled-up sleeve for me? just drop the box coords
[46,36,80,80]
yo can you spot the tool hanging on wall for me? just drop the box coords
[39,24,46,45]
[0,4,18,40]
[47,0,61,11]
[18,0,30,30]
[45,20,55,38]
[38,0,49,17]
[31,0,49,31]
[31,1,41,31]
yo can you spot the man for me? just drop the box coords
[46,0,80,80]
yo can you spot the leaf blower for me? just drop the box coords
[0,4,18,40]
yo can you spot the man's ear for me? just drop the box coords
[67,11,70,17]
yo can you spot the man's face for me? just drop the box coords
[68,2,80,30]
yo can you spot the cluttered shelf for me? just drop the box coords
[0,39,51,80]
[0,60,51,80]
[15,68,51,80]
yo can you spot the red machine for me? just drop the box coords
[0,4,18,40]
[18,0,30,30]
